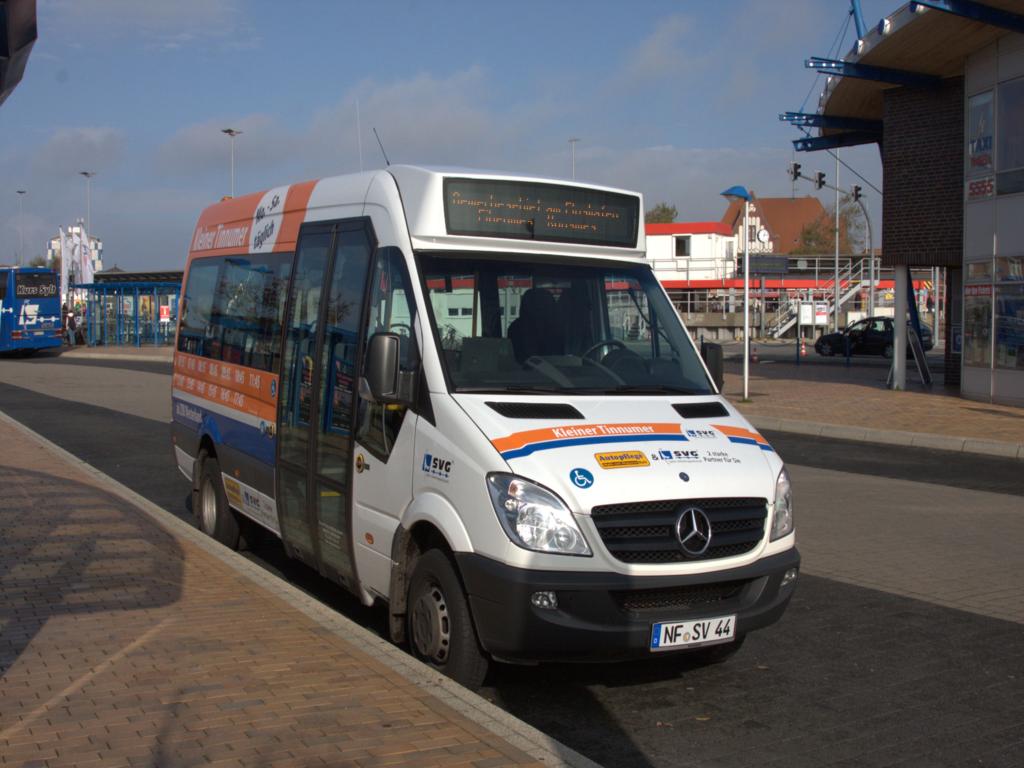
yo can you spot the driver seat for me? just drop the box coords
[508,287,562,363]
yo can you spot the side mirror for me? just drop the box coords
[359,332,414,405]
[700,341,725,392]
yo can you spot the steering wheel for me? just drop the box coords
[582,339,628,360]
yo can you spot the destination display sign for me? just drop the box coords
[443,178,639,248]
[14,272,58,299]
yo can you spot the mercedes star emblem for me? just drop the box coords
[675,507,712,557]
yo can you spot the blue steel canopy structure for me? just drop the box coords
[74,270,183,347]
[783,0,1024,153]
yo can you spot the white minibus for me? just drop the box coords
[172,166,799,686]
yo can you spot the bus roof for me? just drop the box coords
[187,165,645,262]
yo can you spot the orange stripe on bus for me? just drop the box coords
[173,352,278,404]
[711,424,769,444]
[491,423,685,453]
[275,180,317,251]
[173,372,277,423]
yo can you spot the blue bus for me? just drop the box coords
[0,267,63,355]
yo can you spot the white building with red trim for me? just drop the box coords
[644,222,736,283]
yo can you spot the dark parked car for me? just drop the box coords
[815,316,933,359]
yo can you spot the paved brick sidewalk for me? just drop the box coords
[0,417,565,768]
[723,362,1024,456]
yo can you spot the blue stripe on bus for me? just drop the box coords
[172,396,275,466]
[724,436,775,452]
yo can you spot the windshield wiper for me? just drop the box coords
[457,385,574,394]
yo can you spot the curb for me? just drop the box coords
[60,351,172,363]
[748,415,1024,460]
[0,409,602,768]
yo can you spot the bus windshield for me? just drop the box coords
[417,253,713,395]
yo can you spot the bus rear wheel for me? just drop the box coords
[407,549,489,688]
[196,451,240,550]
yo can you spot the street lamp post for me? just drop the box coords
[79,171,95,232]
[833,152,840,333]
[221,128,243,197]
[16,190,26,265]
[721,185,753,401]
[568,137,580,180]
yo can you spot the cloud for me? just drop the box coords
[621,14,699,84]
[154,114,288,184]
[306,67,517,172]
[153,67,534,186]
[40,0,260,50]
[29,127,127,180]
[573,143,796,220]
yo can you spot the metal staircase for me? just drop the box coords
[767,258,870,338]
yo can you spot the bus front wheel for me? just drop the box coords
[407,549,489,688]
[196,451,240,550]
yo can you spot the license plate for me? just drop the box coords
[650,614,736,651]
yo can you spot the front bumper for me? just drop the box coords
[456,547,800,663]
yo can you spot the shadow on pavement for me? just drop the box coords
[0,464,184,675]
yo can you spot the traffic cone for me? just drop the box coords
[751,345,759,364]
[800,338,807,357]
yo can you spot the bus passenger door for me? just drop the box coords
[351,247,420,599]
[276,219,373,589]
[0,270,9,347]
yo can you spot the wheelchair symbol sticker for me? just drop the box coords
[570,468,594,489]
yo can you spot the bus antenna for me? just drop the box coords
[373,127,390,167]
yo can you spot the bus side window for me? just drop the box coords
[178,260,220,358]
[356,247,418,462]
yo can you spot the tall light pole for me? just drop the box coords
[221,128,243,197]
[79,171,95,232]
[16,190,26,266]
[833,152,842,332]
[722,185,752,401]
[568,137,580,180]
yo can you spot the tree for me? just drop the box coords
[28,255,47,267]
[791,193,867,255]
[645,203,677,224]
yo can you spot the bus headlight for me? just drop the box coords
[771,467,794,541]
[486,474,591,556]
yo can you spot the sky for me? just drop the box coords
[0,0,898,271]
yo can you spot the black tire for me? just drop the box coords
[195,450,240,549]
[407,549,489,688]
[819,340,833,357]
[882,343,893,360]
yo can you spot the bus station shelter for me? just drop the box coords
[75,270,183,347]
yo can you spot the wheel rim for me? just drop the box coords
[411,581,451,664]
[200,477,218,534]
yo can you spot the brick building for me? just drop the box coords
[720,195,827,256]
[794,0,1024,405]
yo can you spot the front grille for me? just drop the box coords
[613,579,749,613]
[591,497,767,564]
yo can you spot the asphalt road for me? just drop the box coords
[1,355,1022,768]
